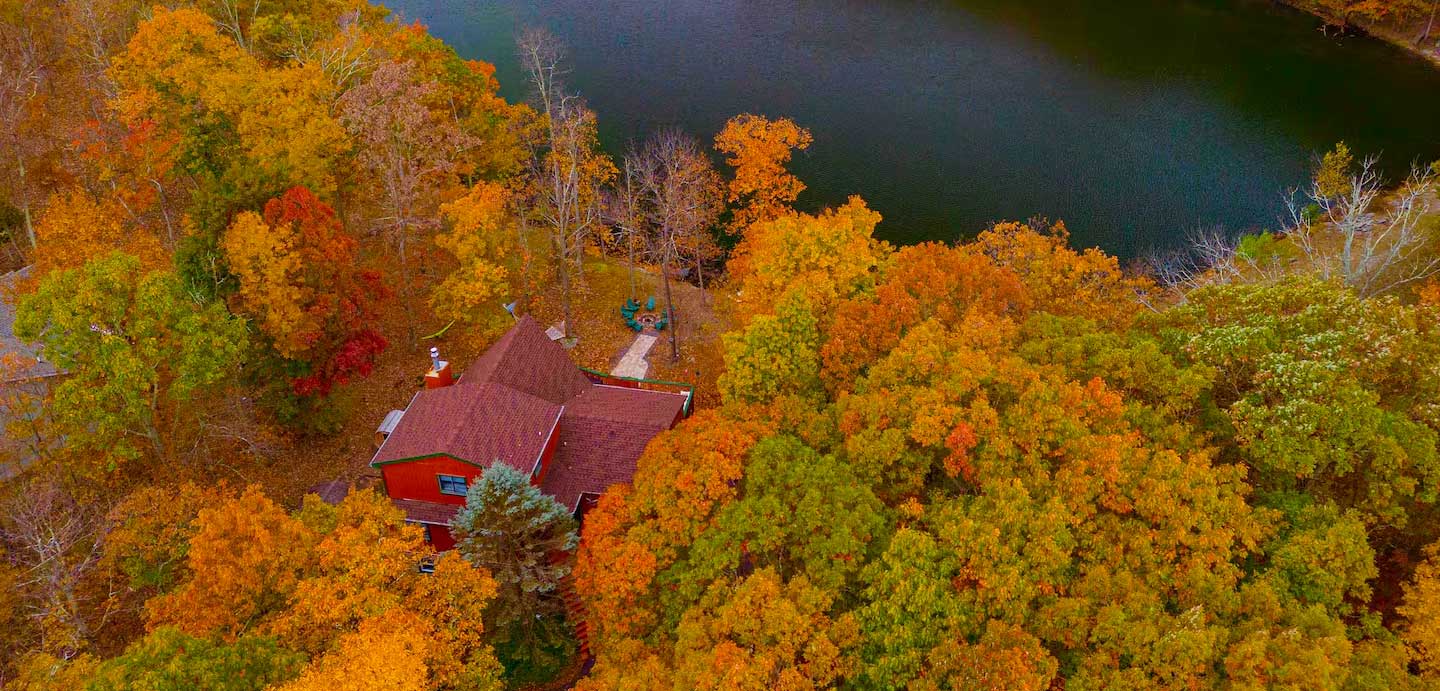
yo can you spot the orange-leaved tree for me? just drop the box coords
[143,487,310,639]
[963,220,1151,328]
[143,487,504,689]
[31,188,167,276]
[819,242,1029,393]
[574,410,769,650]
[714,114,813,234]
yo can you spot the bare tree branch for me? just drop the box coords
[1288,156,1439,297]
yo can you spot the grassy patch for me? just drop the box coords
[1235,230,1296,263]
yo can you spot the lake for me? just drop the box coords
[384,0,1440,257]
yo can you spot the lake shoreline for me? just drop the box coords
[393,0,1440,255]
[1277,0,1440,68]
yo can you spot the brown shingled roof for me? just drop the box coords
[372,381,561,471]
[541,387,688,512]
[565,385,690,426]
[463,315,591,405]
[392,498,461,526]
[307,480,350,506]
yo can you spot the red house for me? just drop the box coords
[371,316,691,551]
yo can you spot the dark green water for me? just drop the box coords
[385,0,1440,257]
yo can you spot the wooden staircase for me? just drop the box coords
[559,576,591,660]
[551,552,592,661]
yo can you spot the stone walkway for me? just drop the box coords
[611,332,658,379]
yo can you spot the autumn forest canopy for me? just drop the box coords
[3,1,1440,690]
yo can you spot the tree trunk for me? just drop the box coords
[398,221,415,346]
[574,232,585,280]
[17,155,34,250]
[516,205,533,313]
[20,200,33,252]
[627,229,638,300]
[148,385,169,464]
[152,179,175,248]
[1424,0,1438,41]
[555,233,572,338]
[662,254,678,363]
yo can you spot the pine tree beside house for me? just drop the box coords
[453,463,579,675]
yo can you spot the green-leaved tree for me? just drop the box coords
[87,627,305,691]
[14,252,248,477]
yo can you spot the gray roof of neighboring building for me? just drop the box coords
[0,267,59,382]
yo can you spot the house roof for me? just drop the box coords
[392,498,461,526]
[542,386,688,512]
[0,267,59,382]
[0,378,48,480]
[307,480,351,506]
[565,384,689,427]
[371,381,561,471]
[463,315,591,405]
[373,316,689,518]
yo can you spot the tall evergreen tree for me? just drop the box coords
[452,463,579,670]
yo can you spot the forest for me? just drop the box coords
[1301,0,1438,29]
[1291,0,1440,60]
[2,0,1440,690]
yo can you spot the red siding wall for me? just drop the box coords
[380,454,481,505]
[595,376,641,389]
[428,525,457,551]
[532,422,561,486]
[381,424,562,555]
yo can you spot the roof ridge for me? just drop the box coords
[429,385,469,459]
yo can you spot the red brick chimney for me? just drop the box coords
[425,346,454,389]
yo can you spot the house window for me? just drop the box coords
[437,474,467,496]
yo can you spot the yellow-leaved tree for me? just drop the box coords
[726,196,890,323]
[431,180,518,337]
[275,611,432,691]
[109,6,350,209]
[1401,543,1440,680]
